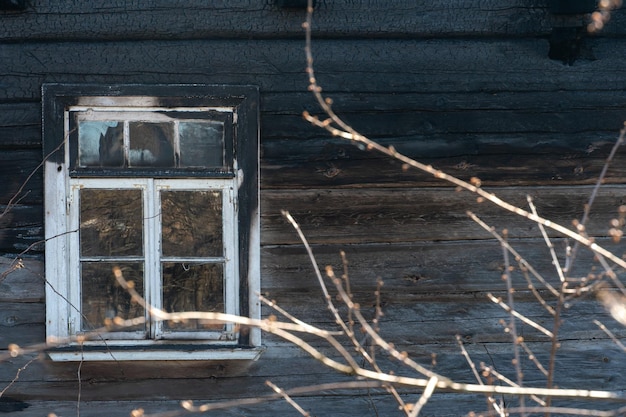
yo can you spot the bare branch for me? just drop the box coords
[488,293,554,338]
[593,319,626,352]
[456,335,506,417]
[265,381,310,417]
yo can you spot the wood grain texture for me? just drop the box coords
[0,1,557,42]
[2,38,626,101]
[1,1,625,42]
[8,394,626,417]
[261,185,626,244]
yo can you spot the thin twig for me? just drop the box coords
[518,263,557,316]
[518,339,549,377]
[481,364,546,407]
[0,356,36,398]
[487,293,554,338]
[408,376,438,417]
[0,129,71,219]
[265,381,310,416]
[565,124,626,274]
[282,210,410,414]
[456,335,505,417]
[500,228,526,416]
[545,281,567,417]
[164,381,388,417]
[326,265,447,381]
[478,405,626,417]
[468,211,559,297]
[593,319,626,352]
[528,196,566,284]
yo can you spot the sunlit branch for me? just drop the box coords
[488,293,554,338]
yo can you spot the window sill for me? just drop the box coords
[47,345,265,362]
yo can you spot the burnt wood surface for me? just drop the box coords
[1,1,625,41]
[1,2,626,416]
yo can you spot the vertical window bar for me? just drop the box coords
[173,120,181,168]
[223,184,239,337]
[145,179,160,339]
[123,121,130,167]
[68,183,82,336]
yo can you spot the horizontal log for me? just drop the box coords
[0,302,44,347]
[2,1,625,43]
[264,109,626,139]
[0,1,560,42]
[0,150,43,205]
[2,38,626,101]
[261,239,625,297]
[261,147,626,188]
[261,185,626,244]
[9,393,626,417]
[260,299,625,345]
[0,257,44,302]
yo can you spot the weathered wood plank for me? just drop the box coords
[261,143,626,188]
[2,38,626,101]
[262,90,626,114]
[0,257,44,302]
[2,1,625,42]
[262,185,626,244]
[0,102,40,148]
[265,108,626,140]
[10,393,626,417]
[0,1,559,42]
[0,303,44,347]
[0,150,43,205]
[261,239,624,296]
[0,206,44,254]
[0,396,499,417]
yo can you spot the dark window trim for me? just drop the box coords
[42,83,260,352]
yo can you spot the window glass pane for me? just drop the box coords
[161,190,222,257]
[179,122,224,167]
[79,121,122,167]
[80,189,143,257]
[162,263,224,331]
[81,262,145,332]
[129,122,175,167]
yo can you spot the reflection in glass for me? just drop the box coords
[162,263,224,331]
[129,122,175,167]
[78,121,122,167]
[161,191,222,257]
[80,189,143,257]
[81,262,145,332]
[179,122,225,167]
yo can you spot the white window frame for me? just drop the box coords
[42,84,261,361]
[67,178,239,342]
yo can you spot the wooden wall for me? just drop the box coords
[2,1,626,416]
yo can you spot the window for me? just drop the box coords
[43,84,261,361]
